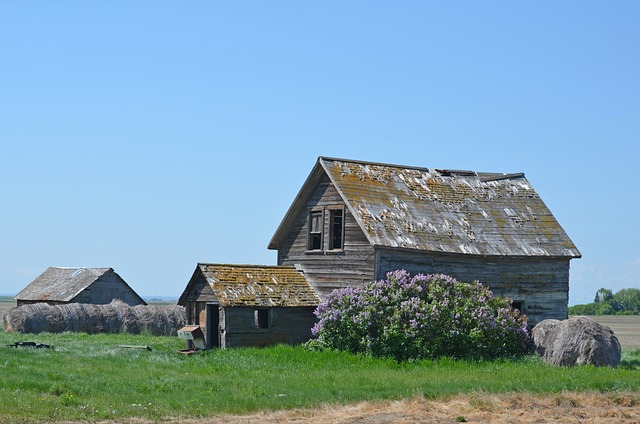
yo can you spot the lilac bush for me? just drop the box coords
[310,270,529,361]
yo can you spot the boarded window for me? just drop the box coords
[308,211,323,250]
[255,309,270,329]
[329,209,344,250]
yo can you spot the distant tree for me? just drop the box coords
[570,287,640,316]
[568,303,597,315]
[594,288,613,304]
[611,288,640,315]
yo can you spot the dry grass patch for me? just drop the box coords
[49,392,640,424]
[207,392,640,424]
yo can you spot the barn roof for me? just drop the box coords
[15,267,115,302]
[269,157,581,258]
[179,264,319,307]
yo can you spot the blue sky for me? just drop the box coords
[1,2,638,305]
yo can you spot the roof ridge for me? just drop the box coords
[319,156,431,173]
[320,156,515,177]
[198,263,297,269]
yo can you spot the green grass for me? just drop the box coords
[1,330,639,423]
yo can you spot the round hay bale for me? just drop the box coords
[532,316,621,367]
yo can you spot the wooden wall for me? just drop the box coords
[376,248,571,326]
[220,306,317,348]
[277,174,376,299]
[181,271,216,324]
[72,271,145,306]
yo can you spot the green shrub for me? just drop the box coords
[310,270,529,361]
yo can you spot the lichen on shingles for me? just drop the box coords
[324,158,578,257]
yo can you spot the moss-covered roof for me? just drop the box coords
[270,157,581,258]
[192,264,319,307]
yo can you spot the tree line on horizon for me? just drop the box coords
[569,287,640,315]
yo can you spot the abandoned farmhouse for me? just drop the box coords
[177,156,581,348]
[11,157,580,348]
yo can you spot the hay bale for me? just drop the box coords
[532,316,622,367]
[2,300,186,335]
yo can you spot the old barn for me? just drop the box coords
[178,264,319,349]
[15,267,146,307]
[268,157,581,326]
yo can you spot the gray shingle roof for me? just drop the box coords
[270,157,581,258]
[15,267,113,302]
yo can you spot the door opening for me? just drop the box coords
[205,304,220,348]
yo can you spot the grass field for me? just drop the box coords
[1,297,639,422]
[0,330,639,423]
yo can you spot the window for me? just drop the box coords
[512,301,524,314]
[308,210,323,250]
[255,309,270,329]
[329,209,344,250]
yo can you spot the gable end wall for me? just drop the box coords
[66,272,144,306]
[276,174,375,299]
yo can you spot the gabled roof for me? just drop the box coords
[178,264,320,307]
[15,267,115,302]
[269,157,581,258]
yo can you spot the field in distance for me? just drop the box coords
[0,297,14,326]
[585,315,640,350]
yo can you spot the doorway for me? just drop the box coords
[205,304,220,349]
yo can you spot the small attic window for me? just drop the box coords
[329,208,344,250]
[255,309,270,329]
[308,210,323,250]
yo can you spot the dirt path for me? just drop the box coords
[63,392,640,423]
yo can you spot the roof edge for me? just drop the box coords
[374,244,582,259]
[196,263,301,269]
[318,156,432,173]
[268,158,327,250]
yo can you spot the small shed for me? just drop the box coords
[177,263,319,349]
[15,267,146,307]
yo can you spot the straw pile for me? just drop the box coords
[2,300,185,335]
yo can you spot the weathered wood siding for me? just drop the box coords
[220,306,317,348]
[71,271,145,306]
[277,174,375,299]
[376,248,570,326]
[182,270,217,325]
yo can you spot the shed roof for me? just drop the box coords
[179,264,319,307]
[15,267,114,302]
[269,157,581,258]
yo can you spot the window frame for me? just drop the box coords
[512,301,525,314]
[328,207,345,251]
[307,209,324,251]
[255,309,270,329]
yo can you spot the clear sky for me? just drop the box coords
[1,2,638,305]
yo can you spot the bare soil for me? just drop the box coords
[61,392,640,424]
